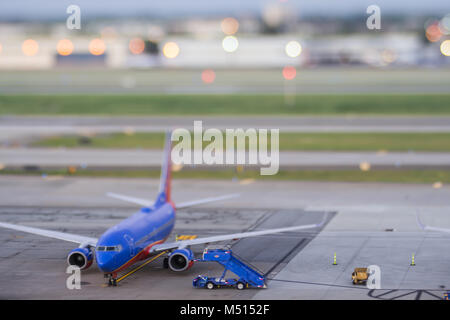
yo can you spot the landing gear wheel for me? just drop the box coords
[163,257,169,269]
[108,276,117,287]
[236,282,245,290]
[206,282,214,290]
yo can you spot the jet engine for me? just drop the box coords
[67,247,94,270]
[168,248,194,272]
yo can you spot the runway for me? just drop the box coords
[2,147,450,170]
[0,176,449,299]
[3,116,450,145]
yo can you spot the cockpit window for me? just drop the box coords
[97,245,122,252]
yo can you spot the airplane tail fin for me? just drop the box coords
[156,131,172,205]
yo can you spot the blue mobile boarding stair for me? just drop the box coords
[192,247,267,290]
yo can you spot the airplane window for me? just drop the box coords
[97,245,121,252]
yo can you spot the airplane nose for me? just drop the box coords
[96,252,116,273]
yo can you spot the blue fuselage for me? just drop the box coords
[95,202,175,274]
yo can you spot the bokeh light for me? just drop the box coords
[425,23,442,42]
[201,69,216,84]
[282,66,296,80]
[221,17,239,35]
[440,40,450,57]
[433,181,443,189]
[89,38,106,56]
[56,39,74,56]
[285,40,302,58]
[381,49,396,64]
[359,162,371,171]
[440,15,450,35]
[222,36,239,53]
[22,39,39,56]
[101,27,117,39]
[162,41,180,59]
[129,38,145,55]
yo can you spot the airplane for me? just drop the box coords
[0,133,326,286]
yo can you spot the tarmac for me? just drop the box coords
[3,116,450,146]
[3,148,450,170]
[0,176,449,299]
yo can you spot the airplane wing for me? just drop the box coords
[176,193,240,209]
[106,192,153,207]
[416,214,450,234]
[106,192,239,209]
[0,222,98,246]
[150,216,327,253]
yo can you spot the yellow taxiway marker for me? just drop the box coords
[116,251,167,284]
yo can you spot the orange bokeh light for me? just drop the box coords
[57,39,74,56]
[426,24,442,42]
[201,69,216,84]
[89,38,106,56]
[129,38,145,55]
[282,66,296,80]
[22,39,39,56]
[221,17,239,35]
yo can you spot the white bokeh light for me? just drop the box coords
[285,41,302,58]
[222,36,239,53]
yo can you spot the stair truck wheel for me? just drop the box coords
[236,282,245,290]
[206,282,214,290]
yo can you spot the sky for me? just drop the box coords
[0,0,449,20]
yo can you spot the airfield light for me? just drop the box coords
[163,41,180,59]
[89,38,106,56]
[440,40,450,57]
[282,66,296,80]
[222,36,239,53]
[172,163,183,172]
[285,41,302,58]
[129,38,145,55]
[221,17,239,35]
[359,162,371,172]
[201,69,216,84]
[22,39,39,56]
[123,127,136,136]
[57,39,74,56]
[433,181,443,189]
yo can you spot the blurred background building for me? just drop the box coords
[0,0,449,70]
